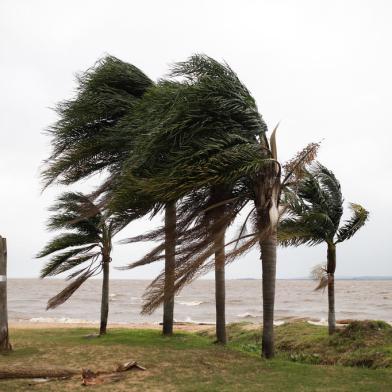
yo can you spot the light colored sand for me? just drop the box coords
[9,321,214,332]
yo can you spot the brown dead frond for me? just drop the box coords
[282,142,320,185]
[311,263,328,291]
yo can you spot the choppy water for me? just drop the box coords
[7,279,392,325]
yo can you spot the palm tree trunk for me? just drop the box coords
[99,259,110,335]
[260,230,277,358]
[327,244,336,335]
[214,229,227,344]
[163,201,176,336]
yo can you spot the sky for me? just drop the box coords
[0,0,391,280]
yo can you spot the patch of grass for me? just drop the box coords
[86,328,211,349]
[207,320,392,368]
[0,325,391,391]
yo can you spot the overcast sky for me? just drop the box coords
[0,0,391,280]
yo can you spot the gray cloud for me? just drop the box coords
[0,0,390,279]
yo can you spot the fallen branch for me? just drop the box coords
[0,368,77,380]
[0,360,146,385]
[82,361,146,386]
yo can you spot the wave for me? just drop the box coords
[307,319,327,326]
[28,317,97,324]
[237,312,259,318]
[173,316,215,325]
[176,301,205,307]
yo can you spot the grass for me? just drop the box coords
[0,321,391,391]
[215,320,392,368]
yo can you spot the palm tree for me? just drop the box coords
[111,55,318,356]
[109,57,263,344]
[278,162,369,334]
[36,192,123,335]
[41,56,180,334]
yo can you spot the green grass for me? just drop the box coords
[0,322,391,391]
[211,320,392,368]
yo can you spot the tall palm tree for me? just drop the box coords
[111,55,318,356]
[36,192,123,335]
[278,162,369,334]
[109,57,263,344]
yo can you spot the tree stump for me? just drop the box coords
[0,236,11,352]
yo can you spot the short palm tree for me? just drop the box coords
[36,192,123,335]
[42,56,180,336]
[278,162,369,334]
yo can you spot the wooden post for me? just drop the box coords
[0,236,11,352]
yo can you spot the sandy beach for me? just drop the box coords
[8,320,214,332]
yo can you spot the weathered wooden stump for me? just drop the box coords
[0,236,12,352]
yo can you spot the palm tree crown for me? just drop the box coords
[279,162,368,247]
[36,192,121,310]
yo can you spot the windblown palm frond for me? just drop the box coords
[107,54,267,215]
[280,162,344,244]
[279,161,368,247]
[336,203,369,243]
[42,55,154,188]
[311,263,328,291]
[46,270,96,310]
[36,234,98,259]
[278,217,325,247]
[39,247,98,277]
[37,192,115,309]
[282,143,320,185]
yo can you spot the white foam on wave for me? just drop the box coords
[176,301,205,307]
[29,317,97,324]
[173,316,215,325]
[237,312,258,318]
[307,318,327,326]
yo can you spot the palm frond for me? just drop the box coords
[39,247,98,278]
[46,269,96,309]
[36,234,98,258]
[42,55,153,188]
[311,263,328,291]
[336,203,369,243]
[282,142,320,185]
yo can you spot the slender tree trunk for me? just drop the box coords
[214,229,227,344]
[99,259,110,335]
[163,201,176,336]
[255,168,280,359]
[0,236,11,352]
[327,244,336,335]
[260,230,277,358]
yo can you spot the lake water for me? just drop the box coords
[7,279,392,325]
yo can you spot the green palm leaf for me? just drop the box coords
[336,203,369,243]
